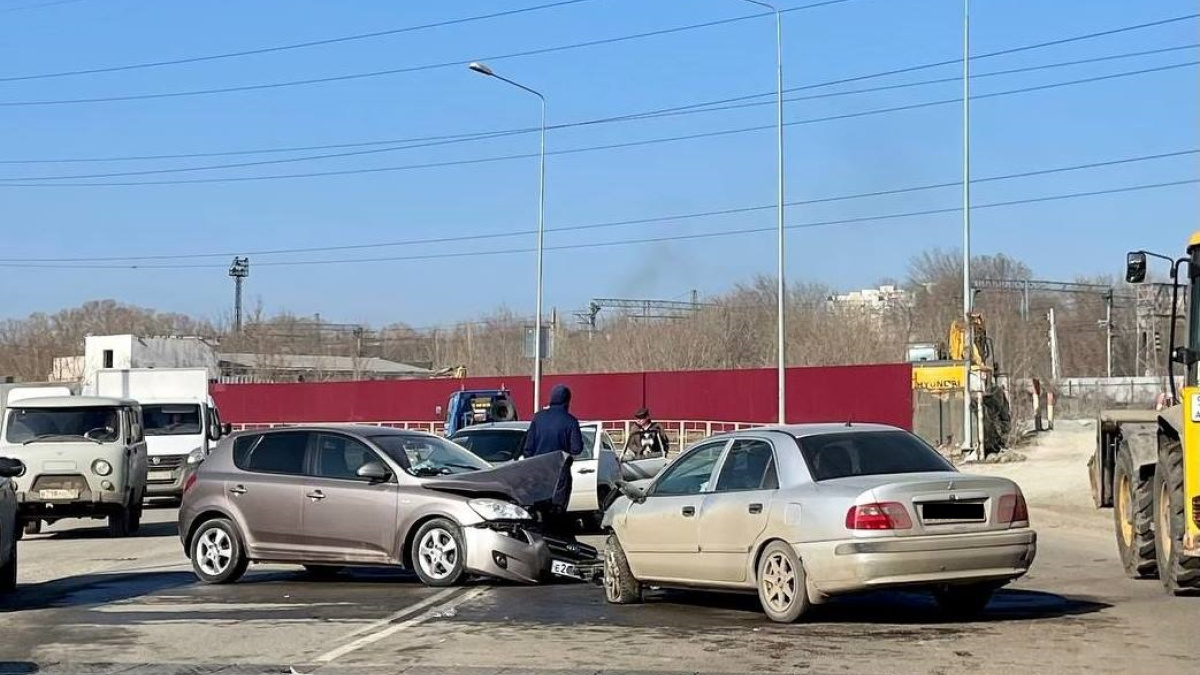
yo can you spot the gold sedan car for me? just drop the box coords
[602,424,1037,622]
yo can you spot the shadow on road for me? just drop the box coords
[0,663,38,675]
[0,571,195,614]
[31,520,178,541]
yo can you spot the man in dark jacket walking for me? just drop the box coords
[522,384,584,458]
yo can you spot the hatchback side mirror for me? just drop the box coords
[0,457,26,479]
[357,462,390,483]
[1126,251,1148,284]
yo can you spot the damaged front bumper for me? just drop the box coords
[463,521,601,584]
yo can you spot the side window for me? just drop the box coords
[241,431,308,475]
[578,428,596,461]
[314,434,381,481]
[232,434,260,467]
[601,432,616,453]
[715,439,779,492]
[652,441,725,497]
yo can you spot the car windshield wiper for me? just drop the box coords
[22,433,103,445]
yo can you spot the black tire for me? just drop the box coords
[0,546,16,593]
[129,497,143,535]
[756,541,810,623]
[22,520,41,537]
[603,534,642,605]
[190,518,249,585]
[303,565,345,579]
[1153,437,1200,595]
[410,518,466,587]
[108,507,132,538]
[934,583,996,617]
[1113,438,1157,578]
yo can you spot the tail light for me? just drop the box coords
[846,502,913,530]
[182,473,198,496]
[999,492,1029,525]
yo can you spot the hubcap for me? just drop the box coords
[1117,472,1134,545]
[196,528,233,577]
[603,546,620,600]
[418,528,459,580]
[761,552,797,614]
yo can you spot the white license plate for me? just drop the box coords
[38,489,79,500]
[550,560,577,578]
[148,470,175,481]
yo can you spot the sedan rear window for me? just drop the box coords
[799,430,953,481]
[451,430,525,463]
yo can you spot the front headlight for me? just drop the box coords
[91,459,113,476]
[468,498,531,521]
[186,447,206,465]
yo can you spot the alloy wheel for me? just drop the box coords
[418,528,459,580]
[197,528,233,577]
[760,551,797,614]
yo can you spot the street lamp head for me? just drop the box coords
[468,62,495,77]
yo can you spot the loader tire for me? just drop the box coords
[1153,437,1200,595]
[1113,439,1157,578]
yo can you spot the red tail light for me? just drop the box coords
[182,473,198,496]
[846,502,913,530]
[999,492,1029,524]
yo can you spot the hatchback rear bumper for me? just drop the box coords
[802,529,1037,596]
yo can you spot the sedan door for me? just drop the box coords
[619,439,728,583]
[228,431,309,560]
[300,433,400,564]
[698,438,780,583]
[568,426,601,513]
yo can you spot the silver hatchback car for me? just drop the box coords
[179,426,598,586]
[603,424,1037,622]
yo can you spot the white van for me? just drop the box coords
[85,369,228,500]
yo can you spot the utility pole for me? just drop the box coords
[228,257,250,334]
[1104,289,1114,378]
[1048,308,1061,381]
[960,0,974,453]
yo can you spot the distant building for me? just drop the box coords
[50,334,431,385]
[828,285,913,313]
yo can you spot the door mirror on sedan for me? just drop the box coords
[1125,251,1148,284]
[0,457,26,479]
[618,481,647,504]
[356,462,391,483]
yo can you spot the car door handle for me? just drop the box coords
[681,506,696,517]
[229,485,247,496]
[577,468,596,474]
[306,490,326,501]
[749,503,764,514]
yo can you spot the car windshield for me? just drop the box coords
[5,407,121,444]
[142,404,202,436]
[451,429,525,463]
[371,434,492,477]
[799,430,954,481]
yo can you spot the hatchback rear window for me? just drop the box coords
[799,430,953,481]
[235,431,307,475]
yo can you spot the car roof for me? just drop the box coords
[753,423,902,437]
[6,395,134,408]
[237,425,439,438]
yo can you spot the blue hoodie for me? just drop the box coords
[522,384,584,458]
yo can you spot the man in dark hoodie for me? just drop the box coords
[522,384,584,458]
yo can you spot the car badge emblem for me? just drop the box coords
[151,457,161,466]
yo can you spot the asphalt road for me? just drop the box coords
[0,493,1196,674]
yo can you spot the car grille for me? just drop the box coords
[148,455,185,470]
[545,536,599,563]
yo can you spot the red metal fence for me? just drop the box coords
[212,363,913,430]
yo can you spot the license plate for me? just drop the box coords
[39,489,79,500]
[148,470,175,482]
[550,560,578,578]
[922,502,986,522]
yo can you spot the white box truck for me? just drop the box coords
[85,368,228,500]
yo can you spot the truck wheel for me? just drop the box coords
[1153,438,1200,594]
[129,497,144,535]
[603,534,642,605]
[108,507,133,538]
[1113,439,1157,578]
[0,546,16,593]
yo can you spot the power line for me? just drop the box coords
[1,178,1193,269]
[4,60,1192,187]
[0,0,856,107]
[0,42,1190,176]
[3,147,1190,263]
[0,6,1187,108]
[0,0,598,82]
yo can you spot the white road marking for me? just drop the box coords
[92,601,356,613]
[312,586,486,664]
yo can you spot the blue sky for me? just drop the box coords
[0,0,1194,327]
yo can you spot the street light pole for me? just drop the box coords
[470,62,548,411]
[737,0,787,425]
[961,0,975,454]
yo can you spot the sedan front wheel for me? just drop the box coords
[756,541,810,623]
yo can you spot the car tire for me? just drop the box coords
[108,507,132,538]
[756,541,810,623]
[22,520,41,537]
[0,546,16,593]
[1113,437,1156,578]
[933,583,995,617]
[129,497,144,535]
[411,518,466,587]
[1153,438,1200,594]
[190,519,249,585]
[603,534,642,605]
[303,565,345,579]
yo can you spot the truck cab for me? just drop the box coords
[85,368,228,501]
[0,393,148,537]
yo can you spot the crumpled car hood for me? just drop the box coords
[421,451,571,511]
